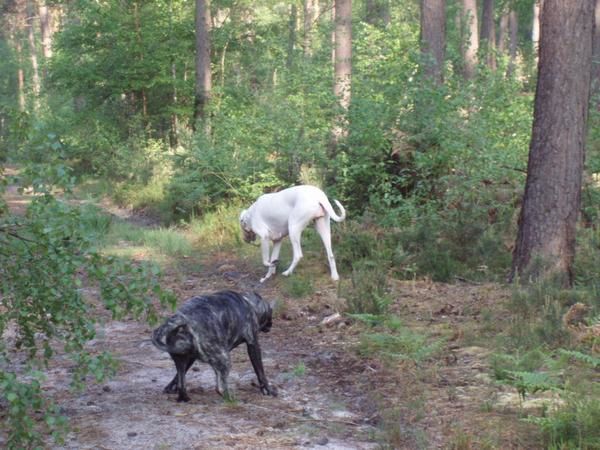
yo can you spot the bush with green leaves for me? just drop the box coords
[343,259,392,316]
[0,163,175,448]
[350,314,444,364]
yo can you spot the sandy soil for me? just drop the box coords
[2,182,543,449]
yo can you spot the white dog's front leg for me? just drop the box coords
[260,239,283,283]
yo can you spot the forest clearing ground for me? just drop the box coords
[3,187,543,449]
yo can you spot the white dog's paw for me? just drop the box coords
[331,274,340,281]
[260,273,273,283]
[282,270,291,277]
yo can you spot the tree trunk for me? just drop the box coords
[461,0,478,79]
[331,0,352,148]
[480,0,496,70]
[498,13,508,55]
[510,0,594,287]
[592,0,600,105]
[26,0,40,107]
[420,0,446,84]
[194,0,212,133]
[287,4,297,69]
[532,0,542,53]
[38,1,53,60]
[507,10,518,76]
[12,30,26,112]
[303,0,316,57]
[132,2,148,119]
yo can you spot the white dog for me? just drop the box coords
[240,185,346,282]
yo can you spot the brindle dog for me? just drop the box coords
[152,290,277,402]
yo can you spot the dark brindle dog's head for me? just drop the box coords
[243,291,273,332]
[239,209,257,243]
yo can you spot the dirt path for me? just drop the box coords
[2,182,541,449]
[46,266,379,450]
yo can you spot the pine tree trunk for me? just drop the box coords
[510,0,594,287]
[591,0,600,106]
[507,10,518,76]
[194,0,212,134]
[420,0,446,84]
[38,1,52,60]
[532,1,541,53]
[26,0,40,107]
[498,13,508,55]
[480,0,496,70]
[287,5,297,69]
[461,0,478,79]
[331,0,352,147]
[303,0,316,57]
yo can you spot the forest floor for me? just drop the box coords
[3,181,546,449]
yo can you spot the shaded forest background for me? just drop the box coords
[3,0,600,282]
[1,0,600,448]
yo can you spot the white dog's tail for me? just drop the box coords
[321,199,346,222]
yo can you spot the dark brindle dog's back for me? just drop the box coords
[152,290,277,402]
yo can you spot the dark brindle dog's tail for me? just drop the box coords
[152,313,190,353]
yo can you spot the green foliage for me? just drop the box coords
[282,275,314,298]
[343,260,391,315]
[0,370,68,449]
[527,395,600,449]
[354,315,444,364]
[506,282,587,349]
[0,162,175,447]
[187,203,244,250]
[558,349,600,369]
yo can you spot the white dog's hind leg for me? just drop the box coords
[315,217,339,281]
[282,225,304,277]
[260,240,282,283]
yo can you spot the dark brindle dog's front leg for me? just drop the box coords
[247,342,277,396]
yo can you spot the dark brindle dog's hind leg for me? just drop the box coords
[170,354,195,402]
[207,349,233,400]
[164,356,195,395]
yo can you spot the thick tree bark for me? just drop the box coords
[194,0,212,133]
[420,0,446,84]
[461,0,478,79]
[331,0,352,146]
[480,0,496,70]
[510,0,594,287]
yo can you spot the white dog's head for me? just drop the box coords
[239,209,257,243]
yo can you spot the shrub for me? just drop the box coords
[343,260,391,315]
